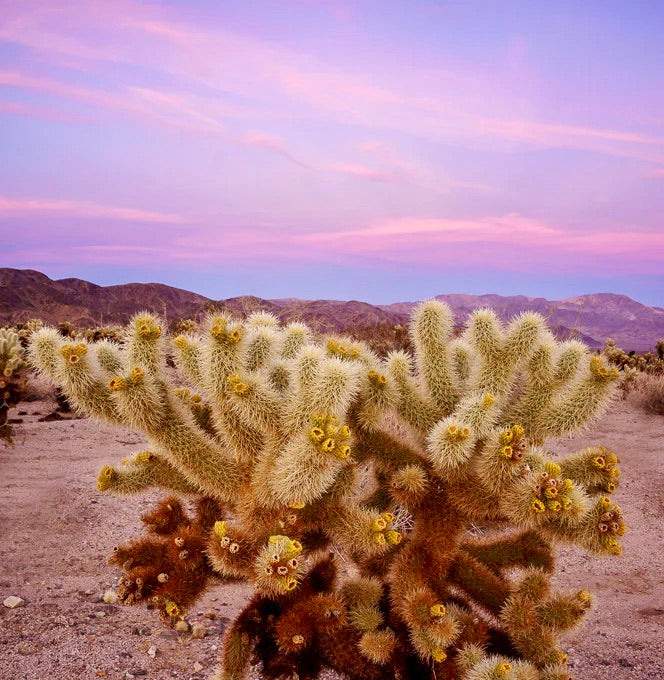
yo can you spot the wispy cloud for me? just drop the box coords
[0,197,188,223]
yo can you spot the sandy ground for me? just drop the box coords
[0,394,662,680]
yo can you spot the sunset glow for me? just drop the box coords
[2,1,663,304]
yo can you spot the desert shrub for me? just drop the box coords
[29,303,626,679]
[630,371,664,416]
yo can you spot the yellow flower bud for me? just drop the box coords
[213,520,228,538]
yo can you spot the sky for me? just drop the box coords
[1,0,663,306]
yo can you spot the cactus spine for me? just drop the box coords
[29,301,625,679]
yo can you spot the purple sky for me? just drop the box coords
[2,0,663,306]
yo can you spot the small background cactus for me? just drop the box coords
[28,302,626,679]
[0,328,27,443]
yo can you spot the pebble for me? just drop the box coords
[3,595,25,608]
[193,661,204,672]
[147,645,158,658]
[203,609,217,620]
[94,611,107,618]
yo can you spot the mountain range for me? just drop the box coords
[1,268,662,351]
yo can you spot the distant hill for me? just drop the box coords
[1,268,663,351]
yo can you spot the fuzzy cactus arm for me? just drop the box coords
[224,372,285,435]
[410,299,459,414]
[94,339,125,376]
[241,323,280,372]
[448,550,512,615]
[280,322,311,360]
[124,312,166,376]
[55,339,122,423]
[172,333,204,385]
[96,451,201,495]
[386,350,441,432]
[463,310,544,399]
[460,530,554,574]
[501,339,587,440]
[540,355,620,437]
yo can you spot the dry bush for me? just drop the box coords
[630,371,664,415]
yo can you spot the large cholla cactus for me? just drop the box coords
[1,327,27,442]
[28,303,626,680]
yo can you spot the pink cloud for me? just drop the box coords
[0,197,188,223]
[3,1,662,166]
[241,132,309,167]
[327,163,404,184]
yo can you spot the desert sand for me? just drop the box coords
[0,391,662,680]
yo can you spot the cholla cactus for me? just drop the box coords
[0,328,27,442]
[28,303,626,679]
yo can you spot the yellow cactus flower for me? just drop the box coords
[109,377,127,391]
[500,445,513,459]
[165,601,180,618]
[592,455,606,469]
[531,498,546,513]
[371,517,387,532]
[577,590,591,603]
[545,461,561,477]
[130,366,145,383]
[385,530,402,545]
[288,501,305,509]
[321,438,336,452]
[495,661,512,676]
[373,532,386,545]
[173,335,188,349]
[431,648,447,663]
[430,604,446,618]
[232,381,248,396]
[335,444,351,460]
[338,425,351,440]
[512,424,525,438]
[482,393,495,408]
[544,486,558,499]
[97,465,116,491]
[381,512,395,524]
[546,500,562,512]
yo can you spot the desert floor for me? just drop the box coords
[0,394,662,680]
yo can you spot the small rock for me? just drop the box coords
[95,672,107,677]
[203,609,217,620]
[130,670,147,677]
[619,658,633,668]
[3,596,25,608]
[191,623,206,639]
[193,661,204,672]
[124,673,135,680]
[94,610,107,618]
[147,645,158,658]
[131,625,150,636]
